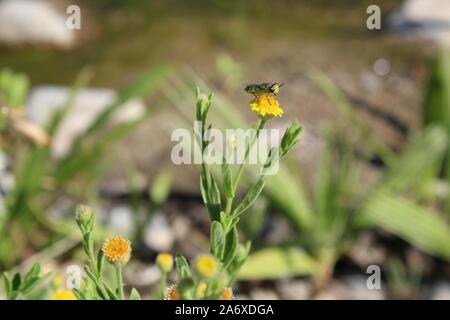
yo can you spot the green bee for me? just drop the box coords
[244,82,284,97]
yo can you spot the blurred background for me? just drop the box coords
[0,0,449,299]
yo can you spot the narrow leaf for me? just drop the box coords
[233,176,267,217]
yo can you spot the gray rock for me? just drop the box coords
[0,0,76,48]
[348,233,387,267]
[125,263,161,287]
[26,86,145,158]
[389,0,450,47]
[143,213,175,252]
[429,282,450,300]
[343,275,386,300]
[108,206,135,236]
[276,279,312,300]
[315,277,386,300]
[250,289,279,300]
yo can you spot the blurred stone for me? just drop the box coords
[389,0,450,47]
[0,0,76,48]
[172,215,191,240]
[143,212,175,252]
[429,282,450,300]
[263,215,295,245]
[348,233,387,267]
[125,263,161,287]
[250,288,279,300]
[108,206,134,236]
[315,277,386,300]
[343,275,386,300]
[276,279,312,300]
[26,86,145,158]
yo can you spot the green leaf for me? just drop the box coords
[280,121,302,158]
[209,172,222,207]
[200,171,221,221]
[266,166,313,232]
[423,51,450,128]
[129,288,141,300]
[11,273,21,291]
[238,247,318,280]
[2,272,11,299]
[200,165,210,206]
[175,253,192,278]
[21,263,40,288]
[20,272,51,296]
[232,176,267,217]
[0,70,29,108]
[360,191,450,261]
[381,125,447,193]
[102,280,118,300]
[223,226,239,269]
[73,288,86,300]
[227,242,251,285]
[210,221,224,258]
[150,170,173,206]
[221,161,234,198]
[97,249,105,277]
[83,266,109,300]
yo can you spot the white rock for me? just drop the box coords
[108,206,135,236]
[343,275,386,300]
[125,264,161,287]
[429,282,450,300]
[389,0,450,47]
[144,213,175,252]
[250,289,279,300]
[26,86,145,158]
[315,277,386,300]
[0,0,75,48]
[277,279,312,300]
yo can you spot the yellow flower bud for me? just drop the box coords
[156,253,174,273]
[194,254,218,279]
[50,289,77,300]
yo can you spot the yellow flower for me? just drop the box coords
[50,289,77,300]
[156,253,174,273]
[249,94,283,118]
[102,236,132,264]
[194,254,218,279]
[197,282,207,298]
[197,283,234,300]
[165,284,180,300]
[220,287,234,300]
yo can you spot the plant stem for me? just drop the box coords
[84,234,111,299]
[232,119,267,195]
[115,264,125,300]
[160,272,167,299]
[225,197,233,215]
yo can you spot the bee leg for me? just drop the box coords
[266,96,272,105]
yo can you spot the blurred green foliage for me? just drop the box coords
[0,65,171,269]
[161,63,449,291]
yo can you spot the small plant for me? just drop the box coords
[162,69,450,293]
[0,66,170,269]
[160,86,301,299]
[73,205,138,300]
[2,263,51,300]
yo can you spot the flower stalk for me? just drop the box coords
[161,86,302,300]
